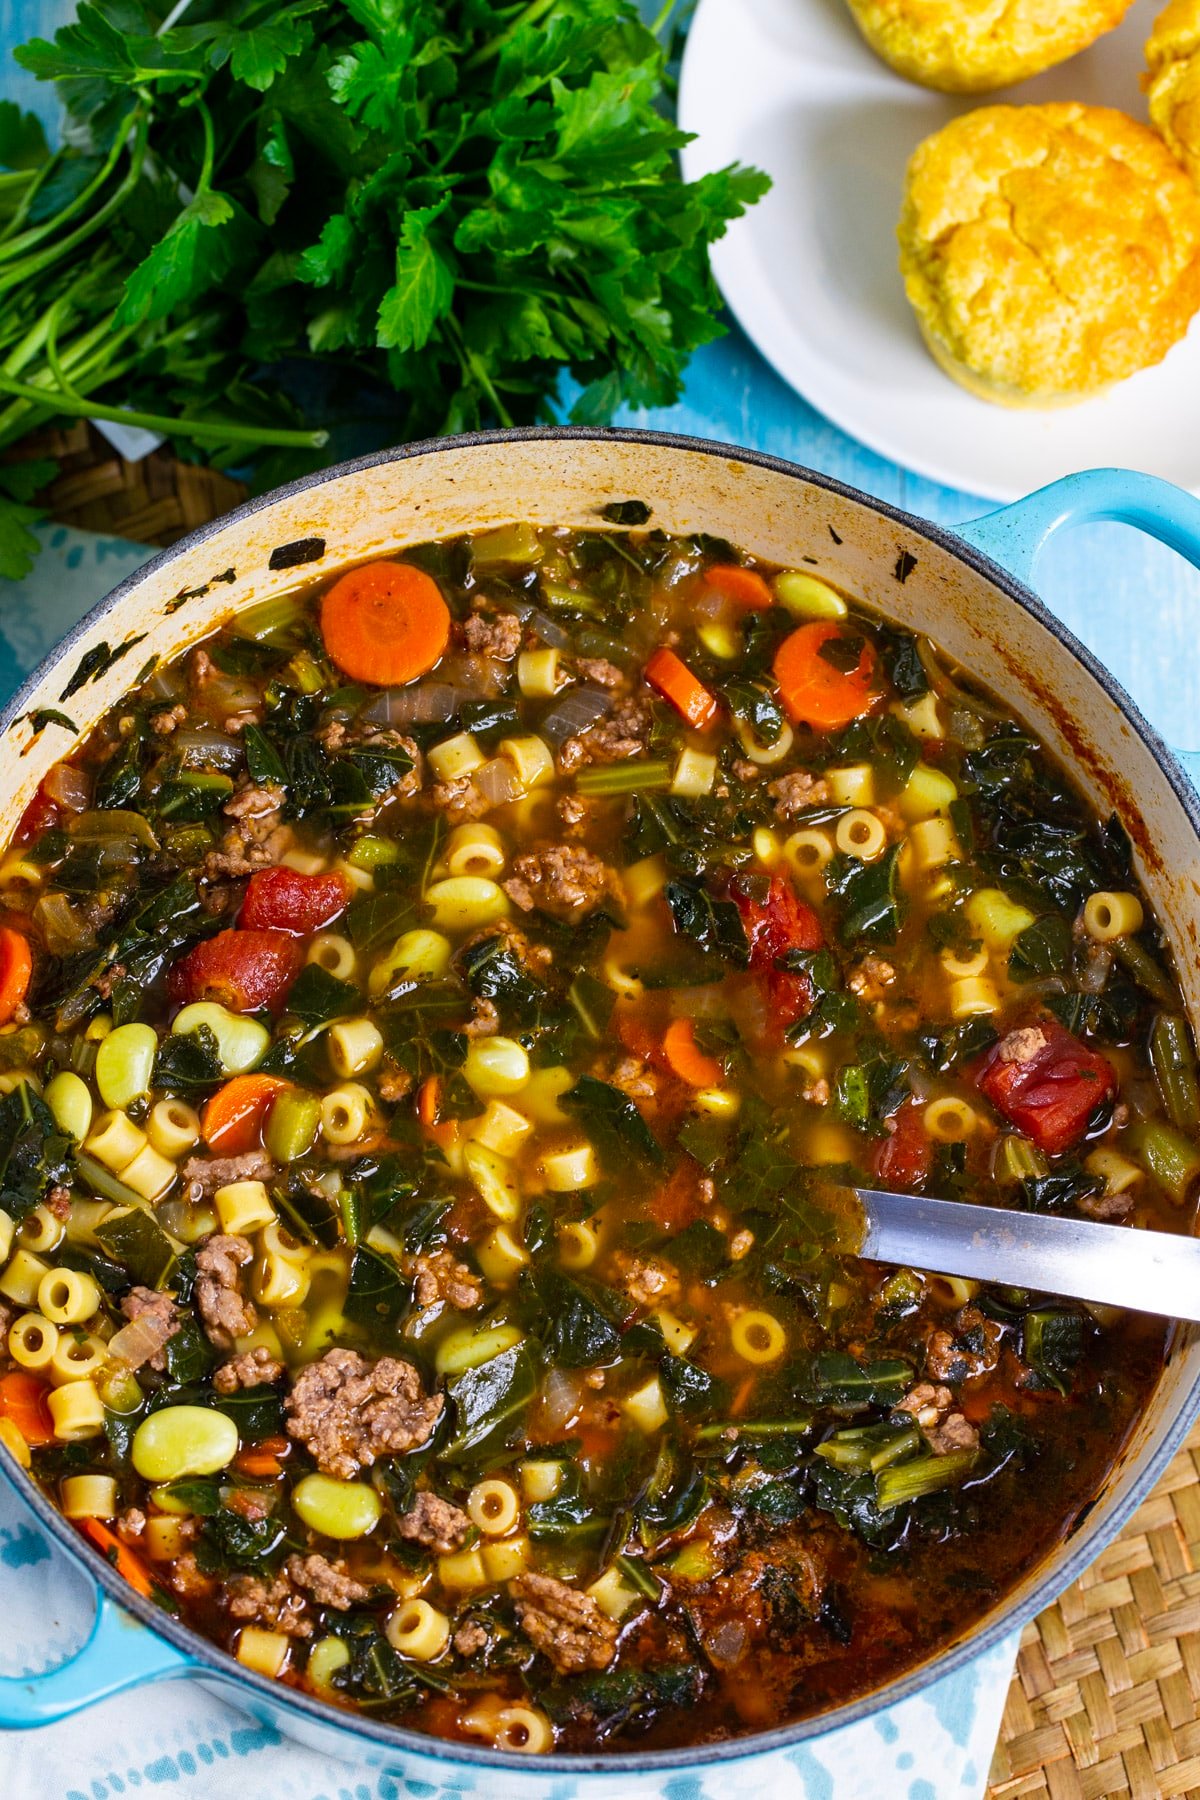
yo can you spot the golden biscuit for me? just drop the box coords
[1146,0,1200,185]
[845,0,1134,93]
[897,103,1200,405]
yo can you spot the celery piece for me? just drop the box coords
[1127,1120,1200,1202]
[264,1090,321,1164]
[233,595,306,646]
[874,1449,978,1511]
[1150,1013,1200,1136]
[576,759,672,798]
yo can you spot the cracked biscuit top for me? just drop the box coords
[897,102,1200,405]
[844,0,1134,93]
[1146,0,1200,187]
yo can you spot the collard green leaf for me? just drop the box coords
[284,961,359,1026]
[562,1073,664,1172]
[444,1343,536,1462]
[796,1353,911,1411]
[533,1267,621,1368]
[343,1245,409,1348]
[0,1082,71,1224]
[826,844,905,947]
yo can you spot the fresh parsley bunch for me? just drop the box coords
[0,0,768,578]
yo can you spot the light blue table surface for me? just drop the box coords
[3,5,1200,1797]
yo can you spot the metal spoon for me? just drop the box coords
[852,1186,1200,1322]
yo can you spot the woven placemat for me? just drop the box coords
[12,424,1200,1800]
[986,1418,1200,1800]
[7,422,247,548]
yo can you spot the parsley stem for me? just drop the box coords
[464,0,557,70]
[0,116,149,294]
[0,372,328,450]
[0,113,140,268]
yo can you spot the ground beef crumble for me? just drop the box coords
[558,694,652,770]
[182,1150,275,1199]
[403,1248,483,1311]
[286,1553,370,1610]
[895,1381,980,1455]
[462,612,523,660]
[503,844,622,918]
[511,1571,618,1674]
[285,1347,443,1479]
[225,1570,312,1637]
[194,1233,257,1349]
[925,1304,1003,1384]
[213,1344,285,1394]
[766,771,832,819]
[396,1490,472,1553]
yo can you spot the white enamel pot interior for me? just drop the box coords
[2,427,1198,1791]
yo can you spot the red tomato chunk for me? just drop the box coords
[873,1100,932,1193]
[973,1020,1118,1157]
[240,866,351,935]
[169,928,304,1013]
[730,873,824,1032]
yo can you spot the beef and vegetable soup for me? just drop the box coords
[0,523,1193,1753]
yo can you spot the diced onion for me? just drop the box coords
[107,1312,174,1371]
[33,891,90,956]
[474,758,524,806]
[510,600,571,650]
[173,728,244,771]
[42,763,91,812]
[539,687,611,746]
[534,1368,584,1435]
[360,683,464,728]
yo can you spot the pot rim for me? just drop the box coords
[5,423,1200,1772]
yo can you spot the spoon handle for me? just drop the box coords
[854,1186,1200,1322]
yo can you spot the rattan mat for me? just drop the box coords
[10,426,1200,1800]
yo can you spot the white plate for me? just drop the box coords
[678,0,1200,500]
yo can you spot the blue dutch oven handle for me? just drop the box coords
[955,467,1200,792]
[0,1576,196,1726]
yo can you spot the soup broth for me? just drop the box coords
[0,524,1190,1752]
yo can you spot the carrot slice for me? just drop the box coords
[704,564,773,610]
[202,1074,289,1156]
[77,1518,155,1600]
[0,928,32,1026]
[0,1369,54,1446]
[773,621,876,733]
[644,647,718,730]
[321,561,451,686]
[234,1435,289,1479]
[661,1018,722,1088]
[416,1075,440,1129]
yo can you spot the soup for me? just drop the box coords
[0,523,1192,1753]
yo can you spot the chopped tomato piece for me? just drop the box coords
[169,929,304,1013]
[730,872,824,1032]
[872,1101,932,1193]
[240,867,352,935]
[15,787,57,846]
[973,1020,1117,1157]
